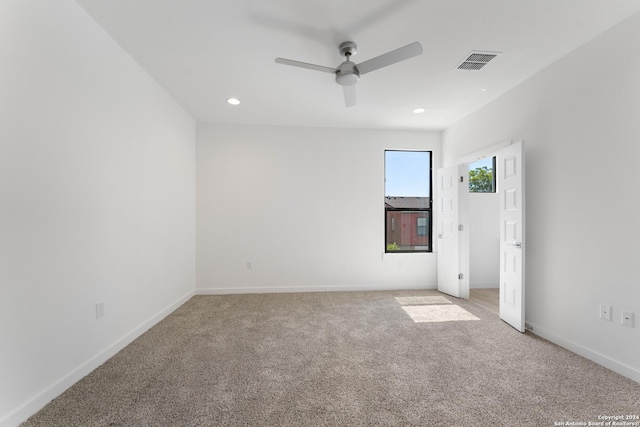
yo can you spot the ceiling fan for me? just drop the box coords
[275,41,423,107]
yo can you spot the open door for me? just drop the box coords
[437,164,469,298]
[498,141,526,332]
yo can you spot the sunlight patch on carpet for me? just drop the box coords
[395,296,452,306]
[401,304,480,323]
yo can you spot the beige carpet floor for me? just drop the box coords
[22,290,640,426]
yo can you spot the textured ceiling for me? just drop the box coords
[76,0,640,130]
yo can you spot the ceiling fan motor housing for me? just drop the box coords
[336,61,360,86]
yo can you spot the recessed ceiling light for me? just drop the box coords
[413,108,425,114]
[227,98,240,105]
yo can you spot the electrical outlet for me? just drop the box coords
[599,304,612,321]
[621,310,634,327]
[96,302,104,319]
[246,261,252,270]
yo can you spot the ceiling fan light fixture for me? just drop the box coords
[336,71,360,86]
[227,97,240,105]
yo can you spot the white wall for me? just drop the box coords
[0,2,196,426]
[442,12,640,381]
[469,193,499,288]
[197,123,440,293]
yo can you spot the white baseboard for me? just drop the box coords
[528,322,640,384]
[1,290,195,427]
[197,283,437,295]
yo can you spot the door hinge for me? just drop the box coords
[458,224,464,231]
[458,273,464,280]
[459,176,464,183]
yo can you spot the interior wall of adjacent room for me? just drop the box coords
[442,12,640,381]
[469,193,499,289]
[0,1,196,426]
[197,123,441,293]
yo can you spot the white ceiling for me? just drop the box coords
[75,0,640,131]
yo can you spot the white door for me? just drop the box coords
[498,141,526,332]
[437,165,468,298]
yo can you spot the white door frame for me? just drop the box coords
[438,141,525,332]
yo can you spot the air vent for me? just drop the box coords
[456,51,500,71]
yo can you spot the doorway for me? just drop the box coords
[467,156,500,314]
[437,141,525,331]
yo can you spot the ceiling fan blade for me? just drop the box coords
[356,41,423,75]
[343,85,356,107]
[275,58,336,74]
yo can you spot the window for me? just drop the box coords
[469,156,496,193]
[385,150,432,252]
[417,217,428,236]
